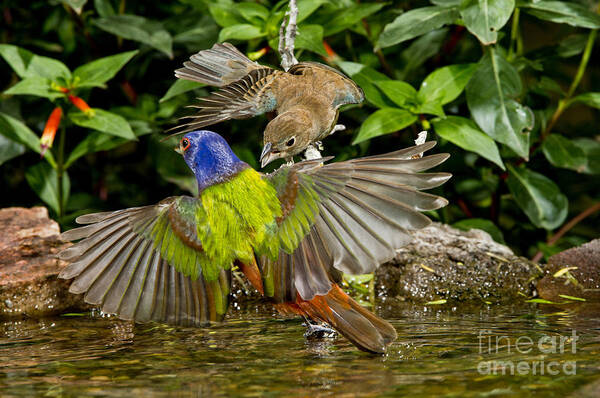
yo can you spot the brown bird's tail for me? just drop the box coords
[275,284,397,354]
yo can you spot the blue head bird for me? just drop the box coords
[177,130,248,192]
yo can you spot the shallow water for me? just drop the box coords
[1,303,599,397]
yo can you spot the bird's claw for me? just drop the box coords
[330,124,346,135]
[303,321,337,339]
[304,144,322,161]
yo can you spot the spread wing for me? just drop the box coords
[172,68,282,135]
[263,141,451,301]
[58,196,231,326]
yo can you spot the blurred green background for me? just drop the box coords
[1,0,599,261]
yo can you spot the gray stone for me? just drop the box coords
[375,223,542,304]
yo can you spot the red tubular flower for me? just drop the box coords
[40,107,62,157]
[68,95,94,115]
[322,41,339,63]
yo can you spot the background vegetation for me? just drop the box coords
[1,0,599,261]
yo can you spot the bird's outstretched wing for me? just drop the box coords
[175,42,262,87]
[173,67,281,135]
[264,141,451,301]
[58,196,231,326]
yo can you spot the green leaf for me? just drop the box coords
[0,133,25,166]
[73,50,138,89]
[377,6,459,49]
[25,163,70,215]
[557,34,588,58]
[160,79,205,103]
[94,0,115,17]
[506,164,568,230]
[294,24,327,56]
[417,101,446,117]
[542,134,586,172]
[218,24,266,42]
[271,24,327,56]
[93,15,173,58]
[64,0,87,14]
[297,0,327,23]
[353,108,417,144]
[374,80,418,108]
[65,123,150,168]
[459,0,515,45]
[520,0,600,29]
[433,116,505,169]
[571,92,600,109]
[237,3,269,23]
[0,112,56,167]
[558,294,586,302]
[3,77,64,100]
[452,218,505,244]
[418,63,477,105]
[69,109,136,140]
[572,139,600,175]
[525,298,560,304]
[209,2,245,28]
[399,29,448,80]
[466,50,532,158]
[324,3,385,36]
[425,299,447,305]
[0,44,71,81]
[337,61,392,108]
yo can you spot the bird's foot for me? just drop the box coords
[330,124,346,135]
[303,320,337,339]
[285,157,295,167]
[304,144,322,161]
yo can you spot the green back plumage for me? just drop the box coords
[196,168,281,276]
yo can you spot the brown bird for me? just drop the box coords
[174,42,364,167]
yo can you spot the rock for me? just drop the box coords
[0,207,88,319]
[569,377,600,398]
[375,223,541,304]
[537,239,600,302]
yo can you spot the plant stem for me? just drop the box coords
[541,29,597,139]
[57,124,66,221]
[531,202,600,263]
[508,8,520,61]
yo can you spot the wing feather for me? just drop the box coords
[58,197,231,326]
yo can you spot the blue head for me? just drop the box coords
[177,130,248,192]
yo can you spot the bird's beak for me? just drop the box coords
[260,142,276,168]
[174,146,182,155]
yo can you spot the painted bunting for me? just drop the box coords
[59,130,450,353]
[173,43,364,167]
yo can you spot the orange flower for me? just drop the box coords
[322,41,338,63]
[68,95,94,115]
[40,107,62,157]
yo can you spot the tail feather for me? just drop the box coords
[175,42,262,87]
[276,284,397,354]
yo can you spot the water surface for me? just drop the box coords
[1,303,599,397]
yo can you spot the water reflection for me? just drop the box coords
[1,303,599,397]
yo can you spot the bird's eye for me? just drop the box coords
[286,137,296,147]
[180,138,191,152]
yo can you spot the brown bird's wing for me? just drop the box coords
[265,141,451,301]
[288,62,365,107]
[58,196,231,327]
[172,68,283,134]
[175,42,263,87]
